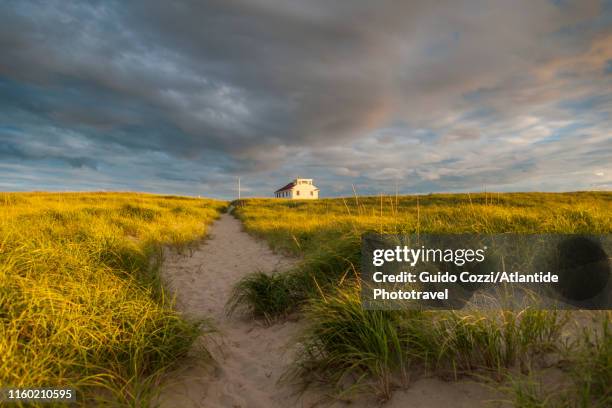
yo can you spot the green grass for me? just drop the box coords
[230,192,612,403]
[503,313,610,407]
[290,281,570,400]
[227,272,296,322]
[0,192,226,406]
[566,313,611,407]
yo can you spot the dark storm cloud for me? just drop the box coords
[0,1,390,156]
[0,0,610,196]
[0,137,99,170]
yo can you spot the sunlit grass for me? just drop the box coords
[0,192,226,406]
[230,192,612,404]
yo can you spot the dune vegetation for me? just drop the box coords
[0,192,225,406]
[230,192,612,406]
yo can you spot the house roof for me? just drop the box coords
[274,182,295,193]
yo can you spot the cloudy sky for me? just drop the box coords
[1,0,610,198]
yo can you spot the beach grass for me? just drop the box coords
[0,192,225,406]
[230,192,612,403]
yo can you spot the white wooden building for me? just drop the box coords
[274,178,319,199]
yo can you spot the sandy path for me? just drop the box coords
[158,213,302,408]
[158,213,504,408]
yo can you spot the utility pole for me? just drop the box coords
[238,177,241,200]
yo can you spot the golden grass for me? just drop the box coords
[0,192,226,406]
[235,192,611,253]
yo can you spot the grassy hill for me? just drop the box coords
[0,192,225,406]
[230,192,611,406]
[2,191,609,406]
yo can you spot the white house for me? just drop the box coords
[274,178,319,199]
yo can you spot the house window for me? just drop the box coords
[296,191,300,196]
[310,191,313,196]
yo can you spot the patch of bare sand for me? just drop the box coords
[157,213,505,408]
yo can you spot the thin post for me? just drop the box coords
[238,177,241,200]
[379,192,383,235]
[416,194,420,242]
